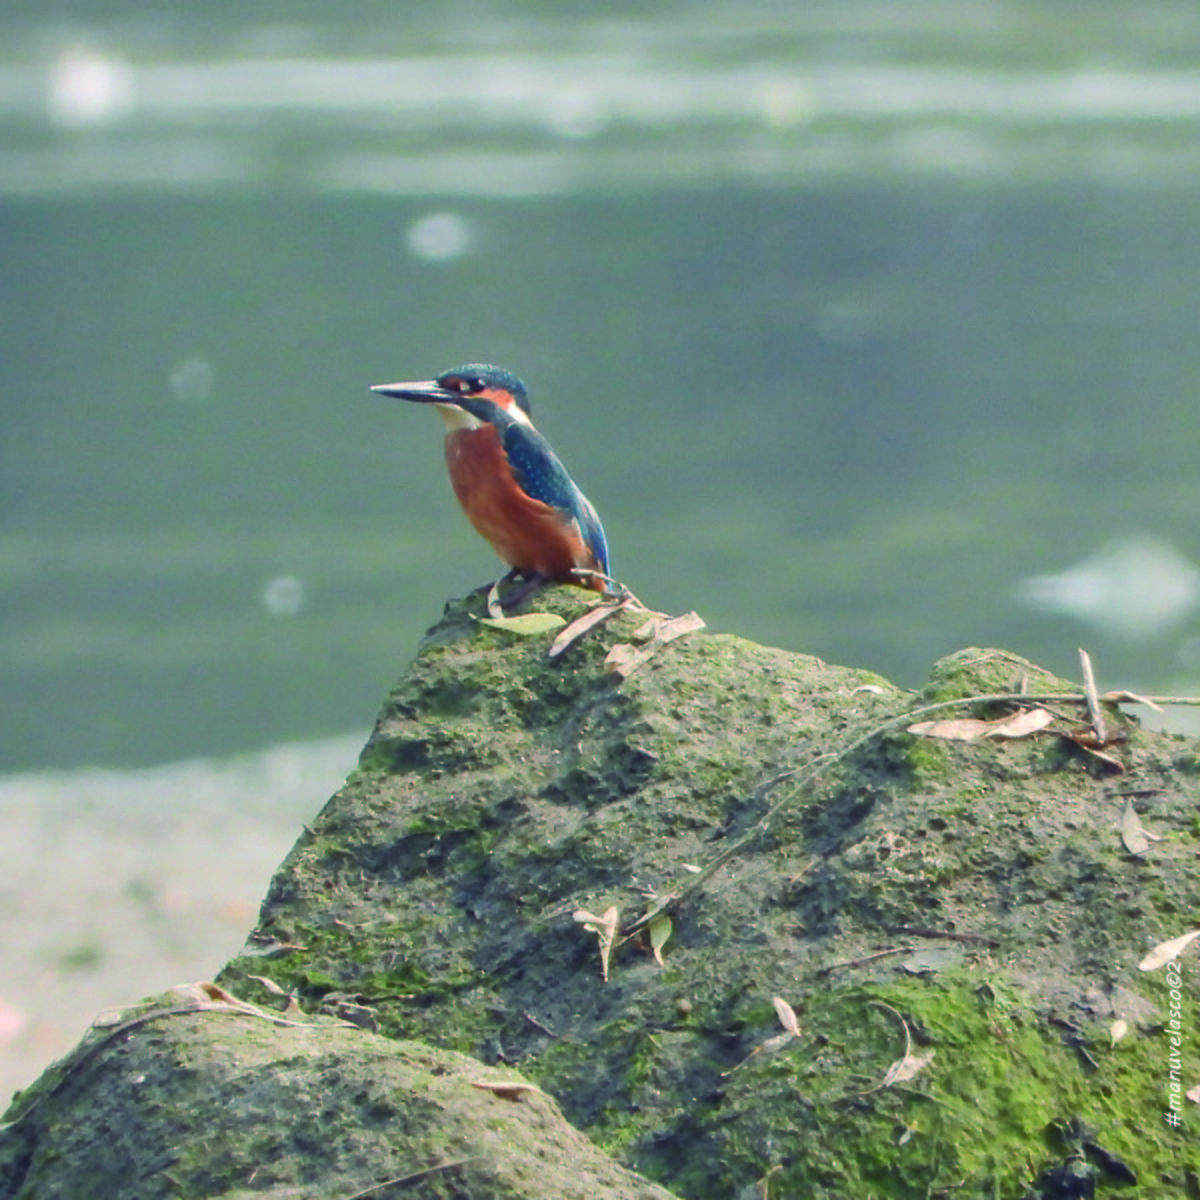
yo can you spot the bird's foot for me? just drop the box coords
[568,569,663,615]
[486,570,550,616]
[569,568,626,598]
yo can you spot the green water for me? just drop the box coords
[5,5,1200,769]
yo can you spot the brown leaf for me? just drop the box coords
[240,939,307,957]
[604,642,642,677]
[470,1079,546,1102]
[1101,688,1164,711]
[548,600,628,657]
[1065,735,1126,772]
[1119,800,1160,856]
[772,996,801,1038]
[722,1030,796,1075]
[647,611,706,642]
[907,717,993,740]
[197,981,240,1004]
[247,975,289,996]
[605,612,706,678]
[989,707,1055,737]
[573,906,619,981]
[882,1049,935,1086]
[908,707,1053,742]
[1138,929,1200,971]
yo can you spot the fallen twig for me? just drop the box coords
[887,925,1000,947]
[5,983,350,1129]
[622,679,1200,940]
[1078,647,1107,745]
[816,946,915,976]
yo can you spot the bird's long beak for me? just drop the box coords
[370,379,460,404]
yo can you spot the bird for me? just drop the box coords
[371,364,610,605]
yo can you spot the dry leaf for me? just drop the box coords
[485,577,506,618]
[1138,929,1200,971]
[573,906,619,981]
[882,1049,935,1087]
[908,708,1052,742]
[653,611,706,640]
[548,600,627,657]
[247,975,289,996]
[865,1002,934,1093]
[1119,800,1161,856]
[990,707,1055,737]
[197,981,240,1004]
[723,1031,795,1074]
[1101,689,1164,711]
[1064,733,1126,772]
[91,1006,135,1028]
[772,996,801,1038]
[240,938,307,957]
[604,643,642,676]
[757,1031,796,1055]
[470,1079,546,1102]
[604,611,706,678]
[907,717,994,740]
[1083,747,1126,771]
[722,999,802,1074]
[648,915,672,967]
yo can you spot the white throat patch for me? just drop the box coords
[435,403,484,432]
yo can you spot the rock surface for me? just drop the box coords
[0,983,675,1200]
[3,589,1197,1198]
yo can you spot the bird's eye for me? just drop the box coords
[444,375,482,395]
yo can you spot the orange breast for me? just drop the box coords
[444,427,600,584]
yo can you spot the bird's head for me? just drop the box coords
[372,364,533,431]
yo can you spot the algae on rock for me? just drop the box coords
[4,589,1198,1199]
[0,988,677,1200]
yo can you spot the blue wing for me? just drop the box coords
[501,420,610,576]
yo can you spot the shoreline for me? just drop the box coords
[0,734,361,1106]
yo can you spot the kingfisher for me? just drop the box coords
[371,364,610,604]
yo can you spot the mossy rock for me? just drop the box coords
[0,988,676,1199]
[4,589,1197,1198]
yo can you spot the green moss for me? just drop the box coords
[1172,750,1200,774]
[659,969,1177,1199]
[894,731,953,787]
[197,618,1200,1199]
[919,647,1077,704]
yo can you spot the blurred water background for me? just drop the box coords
[5,0,1200,1098]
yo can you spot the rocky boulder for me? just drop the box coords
[3,589,1196,1198]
